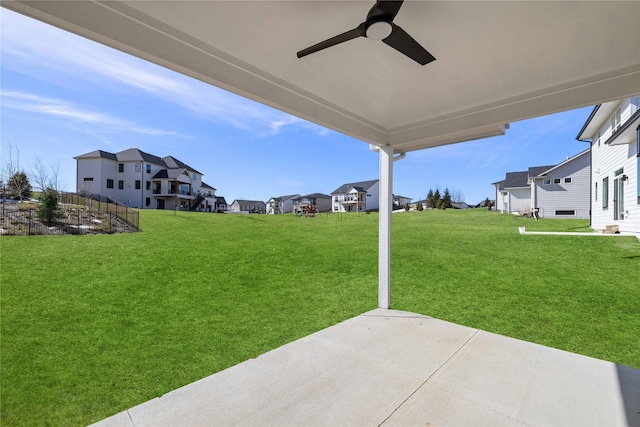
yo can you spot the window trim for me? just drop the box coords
[543,178,551,185]
[603,177,609,209]
[118,163,124,173]
[106,179,114,189]
[564,177,572,184]
[118,180,124,190]
[553,178,561,184]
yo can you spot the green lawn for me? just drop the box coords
[1,209,639,425]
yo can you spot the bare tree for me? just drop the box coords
[49,159,65,194]
[451,188,465,203]
[2,144,32,201]
[30,156,50,194]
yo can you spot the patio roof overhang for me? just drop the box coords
[3,1,639,154]
[4,0,640,308]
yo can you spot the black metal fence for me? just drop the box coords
[60,193,139,230]
[0,192,139,236]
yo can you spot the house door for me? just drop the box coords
[157,199,165,210]
[613,178,624,220]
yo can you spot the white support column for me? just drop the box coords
[378,145,393,309]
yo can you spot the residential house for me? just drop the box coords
[75,148,216,211]
[331,179,379,212]
[393,195,412,210]
[229,199,266,214]
[493,149,591,218]
[577,97,640,234]
[292,193,332,215]
[215,196,228,212]
[451,201,471,209]
[266,194,300,214]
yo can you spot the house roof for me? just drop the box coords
[201,182,216,190]
[215,196,227,204]
[269,194,300,202]
[74,149,118,161]
[502,171,530,189]
[332,179,379,195]
[527,165,556,178]
[9,2,638,155]
[232,199,266,205]
[118,148,166,166]
[163,156,203,175]
[296,193,331,200]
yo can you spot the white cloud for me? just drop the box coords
[1,9,329,137]
[1,90,185,137]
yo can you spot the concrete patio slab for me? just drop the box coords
[91,309,640,427]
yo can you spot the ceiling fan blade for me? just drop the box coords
[382,23,436,65]
[368,1,404,21]
[297,24,366,58]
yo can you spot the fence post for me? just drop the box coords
[28,209,32,235]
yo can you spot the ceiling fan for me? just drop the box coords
[297,0,435,66]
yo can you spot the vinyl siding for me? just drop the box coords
[533,153,590,219]
[590,99,639,233]
[508,188,531,214]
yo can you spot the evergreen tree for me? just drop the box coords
[426,189,435,209]
[38,188,63,225]
[433,189,441,208]
[8,171,32,201]
[416,201,424,211]
[443,188,452,209]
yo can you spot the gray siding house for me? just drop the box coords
[493,149,591,218]
[529,150,591,219]
[229,199,266,214]
[292,193,332,215]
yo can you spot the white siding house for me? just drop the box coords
[577,97,640,234]
[331,179,380,212]
[266,194,300,214]
[75,148,216,211]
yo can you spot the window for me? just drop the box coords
[146,164,151,174]
[595,182,598,201]
[83,177,94,181]
[603,177,609,209]
[192,173,197,180]
[135,163,141,173]
[135,180,141,190]
[615,167,624,176]
[564,177,572,184]
[555,210,575,216]
[553,178,561,184]
[106,179,114,189]
[118,180,124,190]
[118,163,124,173]
[146,181,151,190]
[543,179,551,185]
[611,107,622,132]
[145,197,151,207]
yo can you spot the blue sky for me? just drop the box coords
[1,8,593,204]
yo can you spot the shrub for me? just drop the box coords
[38,188,63,225]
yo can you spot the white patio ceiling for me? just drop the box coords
[4,1,640,154]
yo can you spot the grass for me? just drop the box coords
[1,209,639,425]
